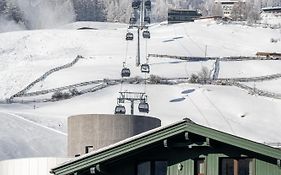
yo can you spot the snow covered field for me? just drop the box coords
[0,20,281,160]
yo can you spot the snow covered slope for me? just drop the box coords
[0,111,66,160]
[0,21,281,160]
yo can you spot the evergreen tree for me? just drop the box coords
[73,0,105,21]
[0,0,7,14]
[245,0,260,24]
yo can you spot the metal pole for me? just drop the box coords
[205,45,207,58]
[137,27,140,66]
[131,100,134,115]
[136,0,144,67]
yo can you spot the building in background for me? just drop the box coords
[168,9,202,24]
[262,6,281,14]
[215,0,239,17]
[260,6,281,25]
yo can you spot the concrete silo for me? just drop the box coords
[67,114,161,157]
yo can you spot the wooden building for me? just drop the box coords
[256,52,281,59]
[214,0,238,17]
[262,7,281,14]
[51,119,281,175]
[168,9,202,24]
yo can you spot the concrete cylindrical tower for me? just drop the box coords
[67,114,161,157]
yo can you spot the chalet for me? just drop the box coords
[214,0,246,17]
[168,9,202,24]
[262,7,281,14]
[256,52,281,59]
[51,119,281,175]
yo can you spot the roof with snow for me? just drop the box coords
[51,118,281,175]
[262,6,281,12]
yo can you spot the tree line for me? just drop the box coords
[1,0,281,29]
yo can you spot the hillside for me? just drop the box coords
[0,21,281,160]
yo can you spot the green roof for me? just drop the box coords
[51,119,281,175]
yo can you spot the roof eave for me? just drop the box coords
[52,120,281,175]
[51,121,188,175]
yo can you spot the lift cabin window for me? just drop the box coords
[137,161,168,175]
[220,158,254,175]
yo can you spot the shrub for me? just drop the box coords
[69,88,80,95]
[149,75,162,84]
[189,74,199,83]
[52,91,71,100]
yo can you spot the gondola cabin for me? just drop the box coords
[145,0,151,10]
[141,64,150,73]
[132,1,141,9]
[142,31,150,39]
[114,105,126,114]
[144,17,150,24]
[130,17,137,24]
[121,67,131,77]
[126,33,134,41]
[138,102,149,113]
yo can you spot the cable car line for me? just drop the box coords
[115,0,152,115]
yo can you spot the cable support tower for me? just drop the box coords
[115,0,152,115]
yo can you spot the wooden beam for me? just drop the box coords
[163,139,168,148]
[170,141,211,148]
[184,132,189,140]
[234,159,238,175]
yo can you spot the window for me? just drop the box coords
[138,162,151,175]
[155,161,168,175]
[195,159,205,175]
[220,158,253,175]
[137,161,168,175]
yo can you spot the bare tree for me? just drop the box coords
[211,1,223,16]
[246,0,260,24]
[198,66,210,84]
[230,0,247,21]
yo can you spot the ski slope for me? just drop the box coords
[0,20,281,160]
[0,111,66,160]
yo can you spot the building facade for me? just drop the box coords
[262,7,281,14]
[215,0,239,17]
[168,9,202,24]
[51,119,281,175]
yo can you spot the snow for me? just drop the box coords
[219,60,281,78]
[261,12,281,26]
[0,111,66,160]
[243,79,281,94]
[0,21,281,160]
